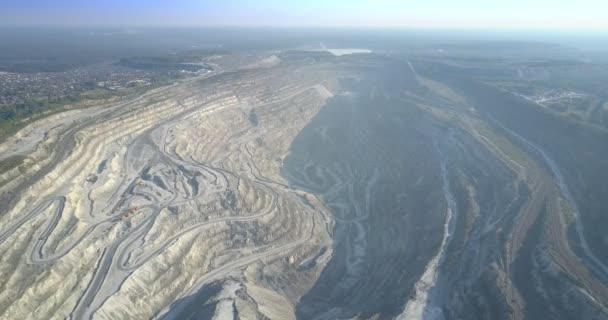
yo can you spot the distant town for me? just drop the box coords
[0,62,209,106]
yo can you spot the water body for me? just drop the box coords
[326,48,372,56]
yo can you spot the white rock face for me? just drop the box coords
[0,55,337,319]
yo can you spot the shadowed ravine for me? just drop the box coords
[284,64,449,319]
[1,49,608,320]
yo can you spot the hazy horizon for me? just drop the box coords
[2,0,608,31]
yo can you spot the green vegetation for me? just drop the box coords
[0,155,26,175]
[0,57,98,73]
[0,77,176,142]
[118,49,221,72]
[131,48,227,64]
[0,94,80,141]
[0,44,218,142]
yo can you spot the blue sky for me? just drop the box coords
[2,0,607,30]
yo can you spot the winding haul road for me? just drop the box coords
[0,57,335,320]
[487,114,608,280]
[3,51,606,320]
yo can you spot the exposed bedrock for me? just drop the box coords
[284,67,450,319]
[0,55,340,319]
[1,52,607,320]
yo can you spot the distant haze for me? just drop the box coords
[2,0,608,30]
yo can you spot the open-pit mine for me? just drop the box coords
[1,49,608,320]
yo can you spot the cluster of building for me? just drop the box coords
[0,64,154,105]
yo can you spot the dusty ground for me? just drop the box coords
[0,51,607,320]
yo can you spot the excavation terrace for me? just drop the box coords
[0,50,607,320]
